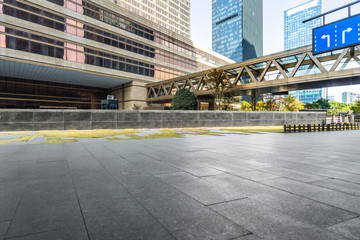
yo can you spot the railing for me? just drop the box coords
[284,123,360,133]
[147,45,360,102]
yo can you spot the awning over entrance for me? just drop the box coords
[0,59,131,88]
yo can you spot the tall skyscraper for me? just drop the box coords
[116,0,191,38]
[212,0,263,62]
[285,0,325,104]
[284,0,322,50]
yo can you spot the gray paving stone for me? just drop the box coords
[204,174,358,228]
[152,157,225,177]
[199,160,278,181]
[242,152,360,184]
[0,162,37,222]
[100,167,250,239]
[5,161,84,238]
[65,151,175,240]
[120,153,180,175]
[262,177,360,214]
[6,202,84,239]
[0,221,10,240]
[0,185,23,222]
[199,151,269,169]
[210,198,347,240]
[157,172,247,205]
[326,217,360,240]
[82,143,122,160]
[231,234,263,240]
[36,145,66,163]
[2,129,360,239]
[6,153,39,162]
[0,160,35,184]
[175,164,224,177]
[257,166,329,183]
[7,226,88,240]
[311,178,360,196]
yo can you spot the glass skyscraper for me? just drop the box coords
[212,0,263,62]
[284,0,326,103]
[284,0,322,50]
[291,89,328,104]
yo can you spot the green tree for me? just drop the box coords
[316,98,331,109]
[329,101,353,115]
[249,91,263,111]
[256,101,266,111]
[241,101,252,111]
[305,98,331,109]
[329,101,350,109]
[171,89,196,110]
[205,69,233,110]
[263,93,276,111]
[282,94,304,112]
[353,100,360,114]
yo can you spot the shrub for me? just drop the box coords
[171,89,196,110]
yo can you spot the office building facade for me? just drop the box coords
[342,92,359,104]
[327,95,335,102]
[116,0,191,38]
[212,0,263,62]
[284,0,322,50]
[285,0,325,104]
[291,88,328,104]
[0,0,233,109]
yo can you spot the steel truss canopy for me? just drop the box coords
[146,45,360,102]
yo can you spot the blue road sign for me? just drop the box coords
[313,14,360,54]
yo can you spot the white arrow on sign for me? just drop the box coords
[321,35,330,48]
[342,28,352,44]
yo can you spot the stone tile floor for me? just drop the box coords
[0,130,360,239]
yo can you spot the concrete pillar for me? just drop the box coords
[111,81,149,110]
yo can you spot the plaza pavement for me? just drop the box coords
[1,130,360,239]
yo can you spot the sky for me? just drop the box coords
[190,0,360,102]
